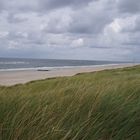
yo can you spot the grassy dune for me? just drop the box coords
[0,66,140,140]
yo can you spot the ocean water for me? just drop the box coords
[0,58,122,71]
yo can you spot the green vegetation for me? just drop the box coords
[0,66,140,140]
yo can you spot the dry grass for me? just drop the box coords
[0,66,140,140]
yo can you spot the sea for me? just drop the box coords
[0,58,124,71]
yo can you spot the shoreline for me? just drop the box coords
[0,63,138,86]
[0,63,127,72]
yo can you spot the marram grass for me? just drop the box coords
[0,66,140,140]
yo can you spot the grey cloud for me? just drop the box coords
[130,17,140,32]
[0,1,4,11]
[6,31,46,46]
[42,16,70,34]
[0,0,95,13]
[0,0,140,61]
[123,33,140,46]
[69,11,112,34]
[117,0,140,14]
[6,32,28,40]
[7,13,27,23]
[24,32,46,45]
[121,16,140,33]
[0,0,39,13]
[40,0,94,11]
[123,42,140,46]
[42,1,114,35]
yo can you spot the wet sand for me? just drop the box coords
[0,64,137,86]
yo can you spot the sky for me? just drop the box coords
[0,0,140,61]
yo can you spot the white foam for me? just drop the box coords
[0,61,29,65]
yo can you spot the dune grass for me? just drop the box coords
[0,65,140,140]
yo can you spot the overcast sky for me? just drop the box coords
[0,0,140,61]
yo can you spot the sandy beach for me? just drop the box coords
[0,63,138,86]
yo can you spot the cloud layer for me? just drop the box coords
[0,0,140,61]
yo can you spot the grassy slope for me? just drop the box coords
[0,66,140,140]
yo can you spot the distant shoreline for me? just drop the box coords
[0,63,126,72]
[0,63,139,86]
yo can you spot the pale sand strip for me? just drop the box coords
[0,64,138,86]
